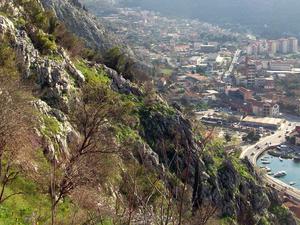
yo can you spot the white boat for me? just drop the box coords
[266,167,271,172]
[267,172,274,175]
[279,157,283,162]
[289,182,296,186]
[274,171,287,178]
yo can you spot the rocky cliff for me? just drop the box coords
[0,0,296,224]
[40,0,121,52]
[40,0,154,82]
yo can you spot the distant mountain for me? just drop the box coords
[119,0,300,38]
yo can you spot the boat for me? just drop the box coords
[262,161,271,164]
[279,157,283,162]
[289,182,296,186]
[274,171,287,178]
[266,167,271,172]
[293,157,300,162]
[267,172,274,175]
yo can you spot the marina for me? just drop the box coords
[257,152,300,189]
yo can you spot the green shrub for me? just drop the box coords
[220,216,237,225]
[42,115,61,137]
[258,216,271,225]
[0,35,19,79]
[115,124,140,143]
[270,206,292,224]
[75,60,110,86]
[0,174,73,225]
[34,30,56,54]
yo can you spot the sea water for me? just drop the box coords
[257,152,300,189]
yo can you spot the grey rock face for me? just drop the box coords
[32,99,79,156]
[139,102,296,224]
[102,64,142,96]
[40,0,154,81]
[0,16,84,111]
[40,0,121,53]
[0,15,14,34]
[0,14,84,155]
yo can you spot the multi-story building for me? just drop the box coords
[267,40,277,55]
[246,61,256,88]
[258,40,268,54]
[226,87,253,101]
[249,99,280,117]
[278,39,289,54]
[288,37,298,53]
[246,43,258,55]
[269,61,292,71]
[247,37,298,55]
[263,101,280,117]
[289,126,300,145]
[225,87,280,117]
[255,77,275,90]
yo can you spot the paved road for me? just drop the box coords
[240,116,300,201]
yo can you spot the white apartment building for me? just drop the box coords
[269,62,292,71]
[279,39,289,54]
[288,37,298,53]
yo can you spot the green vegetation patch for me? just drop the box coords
[42,115,61,137]
[75,60,110,86]
[231,157,254,181]
[115,124,141,143]
[0,36,19,79]
[220,216,237,225]
[0,174,73,225]
[142,102,176,117]
[270,206,292,225]
[258,216,271,225]
[34,30,57,53]
[160,68,173,77]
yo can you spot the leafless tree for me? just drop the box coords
[47,84,129,225]
[0,37,37,204]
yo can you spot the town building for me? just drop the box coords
[226,87,253,101]
[269,61,292,71]
[267,40,277,55]
[246,61,257,88]
[288,37,298,53]
[255,77,275,90]
[248,99,280,117]
[225,87,280,117]
[241,116,282,130]
[247,37,298,55]
[289,126,300,145]
[278,39,289,54]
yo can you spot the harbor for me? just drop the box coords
[257,152,300,189]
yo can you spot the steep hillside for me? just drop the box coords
[0,0,297,224]
[40,0,153,82]
[40,0,121,52]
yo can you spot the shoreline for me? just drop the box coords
[250,144,300,201]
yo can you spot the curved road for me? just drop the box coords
[240,116,300,202]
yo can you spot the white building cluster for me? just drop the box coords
[247,37,298,55]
